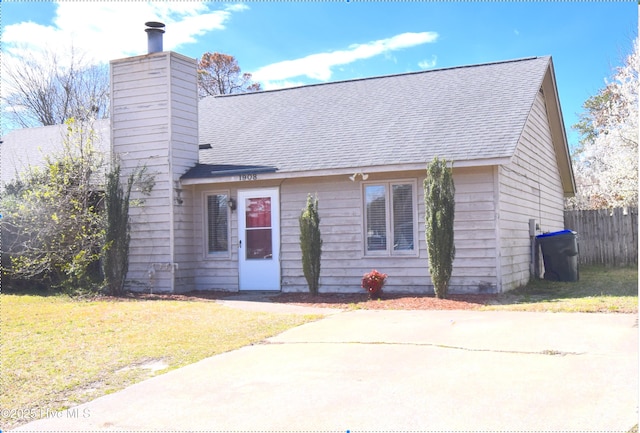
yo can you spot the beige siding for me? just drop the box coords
[281,177,369,293]
[169,54,199,293]
[190,185,239,291]
[111,53,171,291]
[111,52,198,293]
[498,91,565,291]
[190,168,498,294]
[451,167,499,292]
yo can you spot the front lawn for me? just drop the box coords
[1,294,320,429]
[483,265,638,313]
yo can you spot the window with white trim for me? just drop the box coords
[364,181,416,255]
[206,193,229,254]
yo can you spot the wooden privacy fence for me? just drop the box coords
[564,207,638,267]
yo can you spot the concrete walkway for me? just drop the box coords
[13,308,638,431]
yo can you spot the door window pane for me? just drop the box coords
[246,229,273,259]
[207,194,228,253]
[245,197,273,260]
[246,197,271,228]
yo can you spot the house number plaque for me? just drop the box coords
[239,174,258,181]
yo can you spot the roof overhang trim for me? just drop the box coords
[179,157,512,185]
[181,164,277,181]
[541,60,577,197]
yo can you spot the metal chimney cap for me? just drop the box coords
[145,21,165,29]
[145,21,165,54]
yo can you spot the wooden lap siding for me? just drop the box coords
[280,169,498,294]
[111,52,198,293]
[281,177,378,293]
[168,55,199,293]
[451,167,499,293]
[498,91,565,291]
[190,168,501,294]
[191,185,240,291]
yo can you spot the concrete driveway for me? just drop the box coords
[13,308,638,431]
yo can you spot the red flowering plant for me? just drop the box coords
[362,269,387,299]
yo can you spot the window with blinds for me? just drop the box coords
[364,182,415,255]
[365,185,387,251]
[392,184,414,251]
[207,194,229,254]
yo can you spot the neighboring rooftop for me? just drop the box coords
[1,119,111,186]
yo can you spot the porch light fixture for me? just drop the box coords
[349,172,369,181]
[227,197,237,211]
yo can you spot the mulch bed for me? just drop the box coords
[94,290,500,310]
[270,292,499,310]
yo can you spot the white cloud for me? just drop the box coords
[1,2,247,64]
[252,31,438,85]
[1,2,247,113]
[260,80,308,91]
[418,55,437,69]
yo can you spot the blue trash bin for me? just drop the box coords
[536,230,579,282]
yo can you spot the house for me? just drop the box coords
[1,25,575,294]
[0,120,111,187]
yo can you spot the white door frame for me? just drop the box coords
[237,188,281,291]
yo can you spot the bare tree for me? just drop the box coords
[2,47,109,128]
[197,52,261,98]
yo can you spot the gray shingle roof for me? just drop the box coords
[193,56,551,178]
[1,119,111,186]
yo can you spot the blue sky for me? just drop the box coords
[2,1,637,149]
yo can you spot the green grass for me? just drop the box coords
[1,294,320,429]
[483,266,638,313]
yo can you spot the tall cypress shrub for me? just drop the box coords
[102,161,153,295]
[424,157,455,299]
[103,162,132,296]
[299,194,322,295]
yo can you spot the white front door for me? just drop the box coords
[238,188,281,291]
